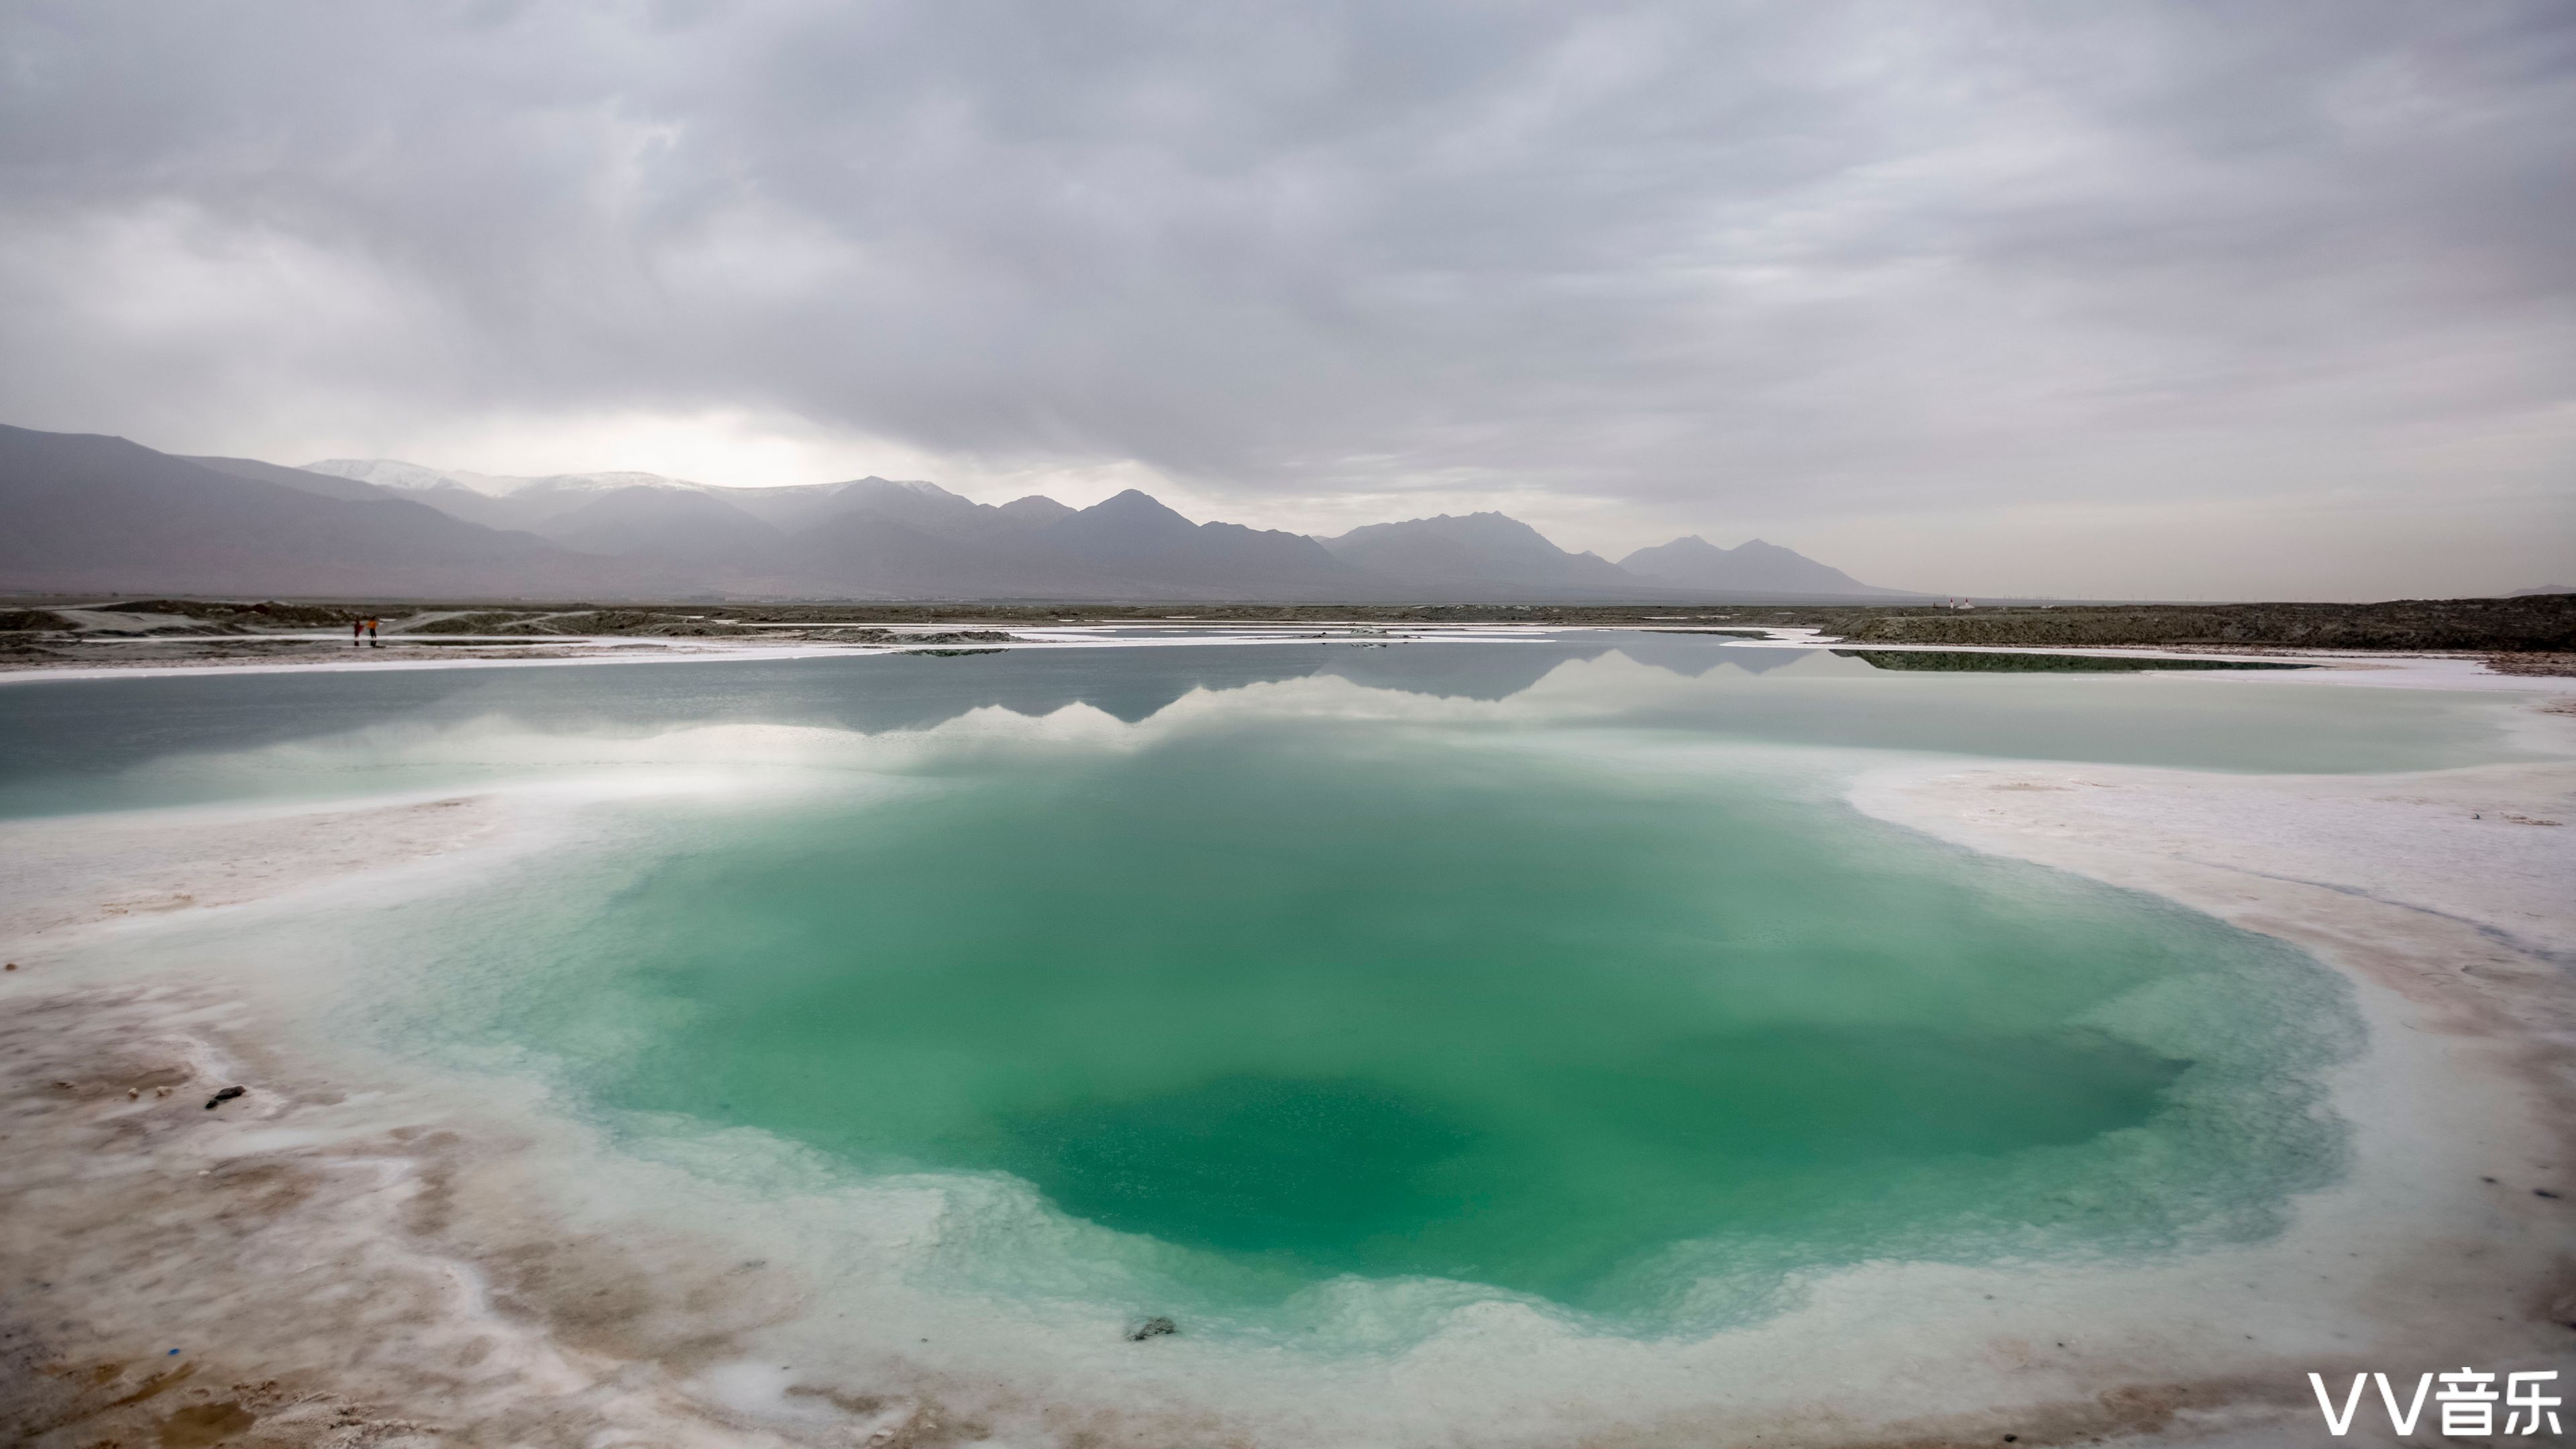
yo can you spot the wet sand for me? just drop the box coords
[5,696,2574,1446]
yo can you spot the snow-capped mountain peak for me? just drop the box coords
[302,458,497,494]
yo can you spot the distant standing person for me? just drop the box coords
[367,616,380,647]
[352,618,363,646]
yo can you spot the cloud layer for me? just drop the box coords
[4,0,2571,596]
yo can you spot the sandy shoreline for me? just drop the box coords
[5,690,2574,1446]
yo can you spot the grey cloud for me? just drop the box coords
[1,0,2570,594]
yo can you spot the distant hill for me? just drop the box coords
[1320,513,1643,600]
[2510,584,2573,597]
[767,489,1381,601]
[303,459,732,530]
[0,426,674,598]
[531,486,789,571]
[186,454,404,503]
[1618,535,1903,597]
[1045,490,1379,600]
[0,424,1909,602]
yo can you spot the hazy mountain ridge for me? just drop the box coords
[3,426,1913,602]
[305,458,702,500]
[532,486,789,570]
[1321,513,1640,598]
[3,426,681,598]
[1618,534,1906,597]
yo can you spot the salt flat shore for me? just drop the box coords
[4,686,2573,1447]
[1,595,2569,687]
[1848,726,2576,1446]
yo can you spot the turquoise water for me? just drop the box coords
[0,636,2514,1332]
[396,726,2350,1324]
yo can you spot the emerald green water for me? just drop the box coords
[441,736,2253,1312]
[3,637,2496,1330]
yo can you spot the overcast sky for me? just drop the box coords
[4,1,2571,598]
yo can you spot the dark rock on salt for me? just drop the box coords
[1126,1316,1177,1342]
[205,1085,246,1109]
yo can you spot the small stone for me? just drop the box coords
[205,1085,246,1110]
[1126,1316,1178,1342]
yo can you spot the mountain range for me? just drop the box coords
[1,423,1914,602]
